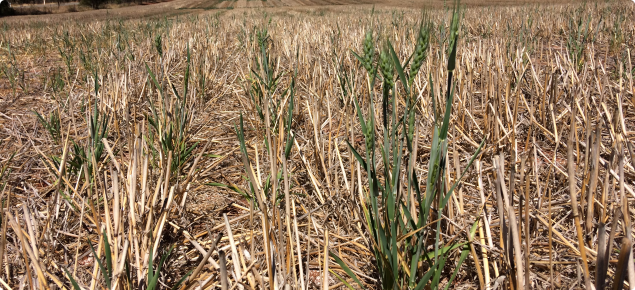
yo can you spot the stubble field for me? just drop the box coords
[0,1,634,290]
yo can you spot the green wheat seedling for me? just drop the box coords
[232,25,300,289]
[86,99,110,171]
[334,3,485,289]
[566,7,601,72]
[56,30,76,76]
[0,152,14,193]
[146,45,199,176]
[248,27,286,134]
[34,109,62,144]
[235,27,297,202]
[50,67,66,96]
[64,231,189,290]
[47,100,109,178]
[2,43,28,95]
[609,13,624,54]
[232,24,298,205]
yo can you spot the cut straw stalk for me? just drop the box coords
[0,187,9,279]
[586,125,600,234]
[224,214,244,290]
[522,156,530,289]
[613,238,632,290]
[617,135,635,288]
[292,199,306,290]
[478,219,490,290]
[282,124,297,287]
[477,161,499,278]
[184,233,223,289]
[567,106,591,290]
[6,210,50,290]
[72,199,85,278]
[220,250,229,290]
[494,154,524,290]
[323,229,329,290]
[0,277,12,290]
[183,230,221,269]
[236,141,274,290]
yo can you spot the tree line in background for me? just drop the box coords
[7,0,144,9]
[7,0,143,7]
[0,0,13,16]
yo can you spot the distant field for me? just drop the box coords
[0,0,598,22]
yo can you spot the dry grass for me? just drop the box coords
[0,1,634,289]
